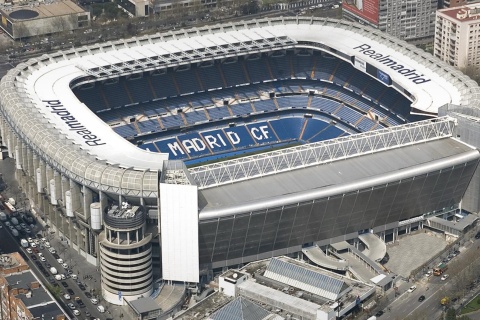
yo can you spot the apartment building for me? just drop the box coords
[0,253,65,320]
[435,4,480,67]
[342,0,437,42]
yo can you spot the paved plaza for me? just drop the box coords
[384,232,447,278]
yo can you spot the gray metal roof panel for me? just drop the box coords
[199,138,479,218]
[210,297,271,320]
[264,258,347,297]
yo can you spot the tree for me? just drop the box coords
[445,308,457,320]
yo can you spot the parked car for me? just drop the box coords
[375,310,384,317]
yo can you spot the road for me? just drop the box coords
[376,238,480,320]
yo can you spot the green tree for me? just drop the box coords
[445,308,456,320]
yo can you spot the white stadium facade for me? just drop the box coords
[1,16,480,305]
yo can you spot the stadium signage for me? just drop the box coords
[168,125,272,156]
[353,44,431,84]
[42,100,106,146]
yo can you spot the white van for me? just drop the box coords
[97,305,105,313]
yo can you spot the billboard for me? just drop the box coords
[377,69,391,85]
[343,0,379,25]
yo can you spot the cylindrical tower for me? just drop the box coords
[99,204,153,305]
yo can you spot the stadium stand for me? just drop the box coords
[74,50,412,162]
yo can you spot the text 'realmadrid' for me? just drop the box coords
[354,44,431,84]
[43,100,106,146]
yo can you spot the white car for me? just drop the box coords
[90,298,98,305]
[62,263,68,269]
[41,238,47,243]
[40,256,46,262]
[407,285,417,293]
[48,248,56,254]
[57,258,64,264]
[63,293,71,300]
[26,248,32,254]
[441,274,450,281]
[30,243,37,248]
[71,274,78,280]
[44,242,51,248]
[73,310,80,316]
[27,237,33,243]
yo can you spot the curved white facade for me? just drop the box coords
[0,16,479,304]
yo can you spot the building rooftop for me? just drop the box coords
[174,291,233,320]
[0,252,27,271]
[0,0,85,20]
[106,204,141,219]
[28,301,64,319]
[17,288,52,308]
[4,270,36,290]
[239,256,375,311]
[209,297,280,320]
[129,296,160,314]
[439,4,480,22]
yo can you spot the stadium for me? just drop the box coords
[1,16,480,306]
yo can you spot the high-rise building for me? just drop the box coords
[441,0,466,9]
[342,0,437,41]
[435,4,480,68]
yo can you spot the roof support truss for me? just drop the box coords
[189,117,457,189]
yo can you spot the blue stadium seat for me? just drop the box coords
[293,55,315,78]
[244,57,271,83]
[207,106,231,120]
[150,73,178,98]
[269,118,304,141]
[356,117,377,132]
[74,84,108,112]
[183,109,207,124]
[269,54,291,79]
[198,65,225,90]
[126,76,155,102]
[301,119,330,141]
[222,62,247,87]
[103,80,131,108]
[308,124,344,142]
[334,105,363,125]
[174,69,201,94]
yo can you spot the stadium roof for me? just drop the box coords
[1,17,479,195]
[198,135,479,219]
